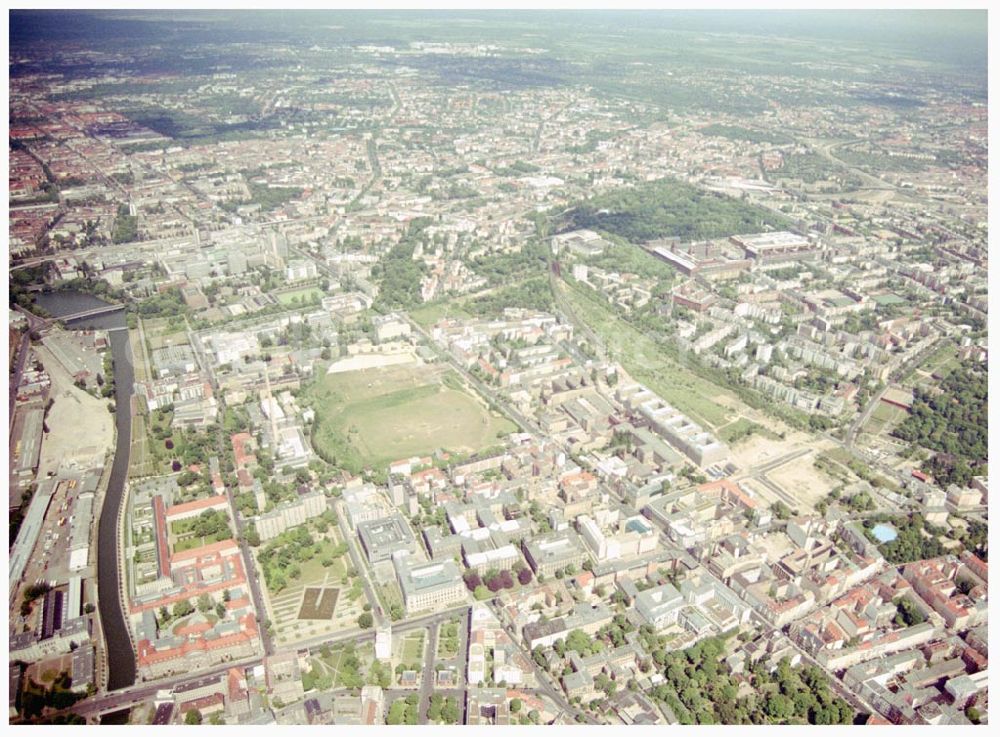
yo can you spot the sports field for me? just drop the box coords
[275,286,324,306]
[306,363,515,471]
[864,401,908,436]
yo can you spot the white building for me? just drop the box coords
[255,491,327,542]
[375,625,392,662]
[635,583,684,630]
[373,313,412,344]
[285,259,318,282]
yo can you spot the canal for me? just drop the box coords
[37,290,137,689]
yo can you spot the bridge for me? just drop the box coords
[59,303,127,323]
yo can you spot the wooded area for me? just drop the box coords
[558,177,790,244]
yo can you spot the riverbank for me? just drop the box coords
[38,289,138,691]
[95,327,137,690]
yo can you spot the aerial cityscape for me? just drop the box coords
[6,8,989,727]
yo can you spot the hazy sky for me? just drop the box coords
[10,9,987,72]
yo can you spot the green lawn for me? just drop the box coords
[276,287,324,306]
[866,401,907,435]
[436,631,459,659]
[376,581,404,614]
[294,538,350,584]
[821,447,855,467]
[409,301,473,328]
[558,280,735,429]
[718,417,778,445]
[902,343,957,388]
[306,364,515,472]
[173,535,214,553]
[401,633,425,663]
[872,293,907,306]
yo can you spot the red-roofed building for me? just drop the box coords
[131,539,245,614]
[171,538,240,567]
[226,667,251,717]
[226,596,251,611]
[231,433,257,470]
[165,494,230,522]
[180,692,225,718]
[153,495,171,579]
[236,468,254,492]
[137,613,260,680]
[699,478,758,510]
[902,557,985,630]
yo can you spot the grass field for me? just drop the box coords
[718,417,779,445]
[557,280,736,429]
[306,363,516,472]
[821,447,855,467]
[436,620,460,659]
[142,316,189,351]
[902,342,958,388]
[409,301,473,328]
[275,287,324,306]
[173,535,218,553]
[128,412,156,478]
[376,580,404,615]
[865,401,908,435]
[401,632,425,663]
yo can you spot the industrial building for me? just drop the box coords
[649,239,752,279]
[730,231,822,264]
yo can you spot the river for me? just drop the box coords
[36,290,137,690]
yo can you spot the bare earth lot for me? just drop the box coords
[35,344,114,477]
[766,451,839,511]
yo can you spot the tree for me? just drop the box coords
[197,593,213,613]
[386,700,406,725]
[765,693,792,721]
[565,629,593,655]
[894,598,926,627]
[173,599,194,619]
[428,699,442,722]
[185,709,202,725]
[463,570,482,592]
[440,698,460,724]
[510,698,522,713]
[357,612,374,629]
[517,567,533,586]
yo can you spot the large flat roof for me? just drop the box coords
[9,479,57,596]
